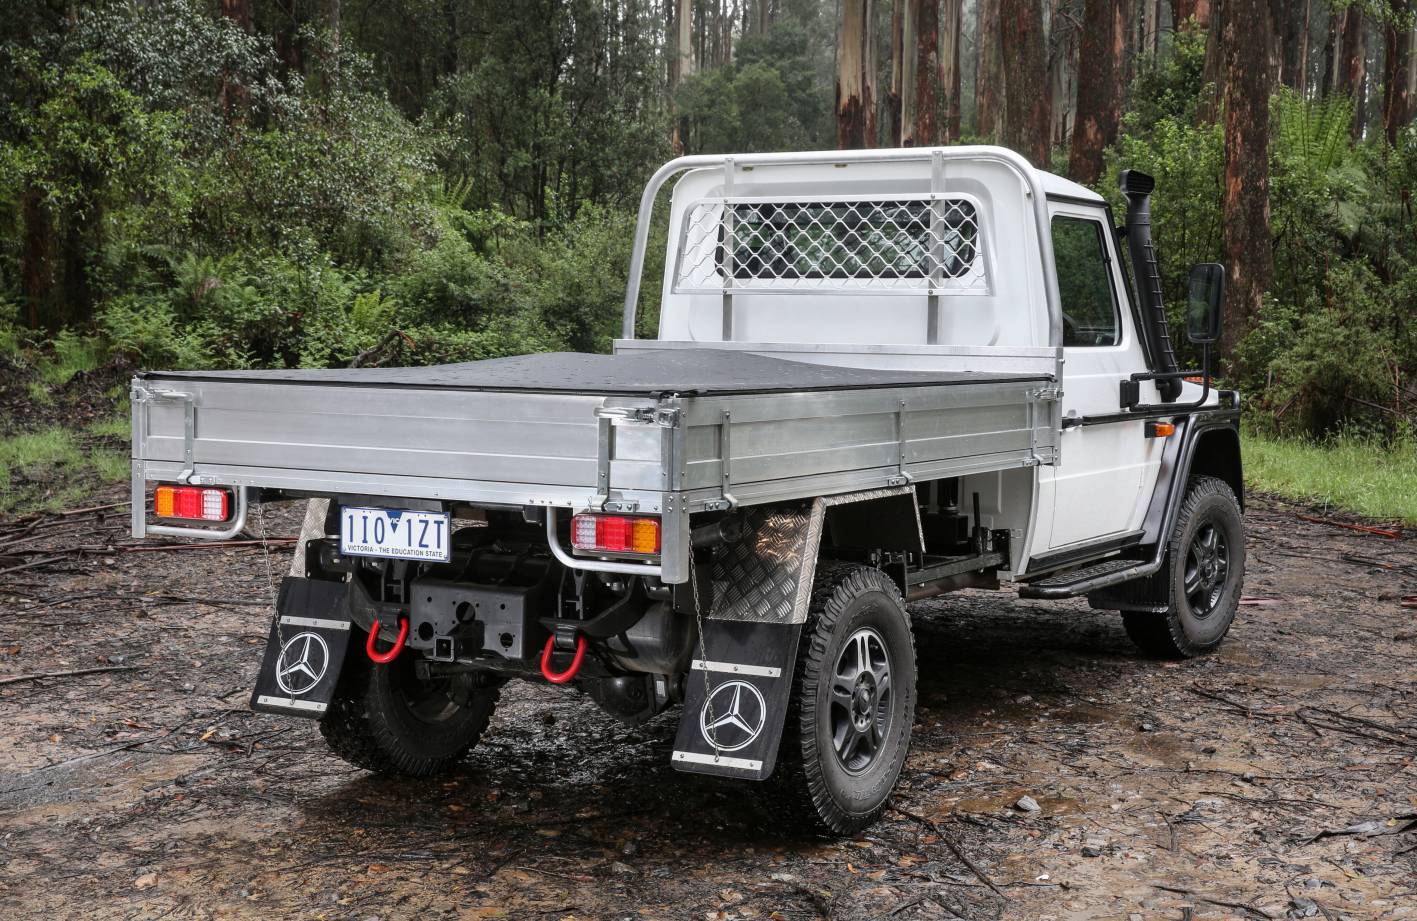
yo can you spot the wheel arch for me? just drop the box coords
[1188,425,1244,511]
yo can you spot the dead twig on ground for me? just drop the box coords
[889,804,1007,900]
[1294,514,1403,539]
[0,555,73,577]
[1153,884,1275,919]
[120,538,296,553]
[0,664,140,687]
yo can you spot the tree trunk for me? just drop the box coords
[998,0,1051,165]
[1296,0,1311,96]
[1069,0,1124,185]
[1322,5,1339,95]
[976,0,1002,138]
[1199,0,1226,121]
[1337,4,1365,137]
[1280,0,1303,88]
[942,0,964,141]
[1048,0,1078,149]
[1173,0,1211,29]
[901,0,943,146]
[220,0,251,28]
[837,0,878,149]
[889,0,904,145]
[20,186,53,330]
[752,0,772,33]
[671,0,693,153]
[1219,0,1274,375]
[1382,6,1414,145]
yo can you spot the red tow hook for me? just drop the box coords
[366,616,409,664]
[540,634,587,684]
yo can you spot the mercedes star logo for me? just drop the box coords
[275,631,330,696]
[699,679,767,752]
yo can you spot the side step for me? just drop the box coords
[1018,556,1159,599]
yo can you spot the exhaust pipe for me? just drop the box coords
[1119,170,1181,402]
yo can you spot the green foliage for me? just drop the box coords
[674,19,830,155]
[1125,26,1208,132]
[1105,114,1225,367]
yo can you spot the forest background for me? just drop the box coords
[2,0,1415,517]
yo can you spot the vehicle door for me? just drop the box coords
[1037,205,1165,551]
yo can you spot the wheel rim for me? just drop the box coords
[393,665,475,725]
[1184,520,1230,618]
[829,626,893,775]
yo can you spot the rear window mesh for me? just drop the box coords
[674,198,988,294]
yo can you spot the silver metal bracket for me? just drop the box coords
[594,405,680,427]
[718,410,738,510]
[140,387,199,482]
[1028,385,1063,402]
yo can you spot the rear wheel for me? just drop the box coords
[1123,476,1245,658]
[320,645,499,776]
[769,563,916,835]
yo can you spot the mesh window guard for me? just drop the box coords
[674,197,988,295]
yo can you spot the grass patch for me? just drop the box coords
[86,414,131,439]
[1244,432,1417,524]
[0,426,129,517]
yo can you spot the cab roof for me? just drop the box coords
[1036,169,1106,204]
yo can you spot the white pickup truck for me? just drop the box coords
[129,147,1244,834]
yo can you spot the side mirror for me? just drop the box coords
[1186,263,1224,344]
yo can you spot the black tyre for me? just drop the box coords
[319,645,499,776]
[1123,476,1245,658]
[770,562,916,835]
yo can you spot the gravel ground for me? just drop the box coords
[1,492,1414,920]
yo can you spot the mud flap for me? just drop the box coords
[250,577,352,718]
[671,619,802,781]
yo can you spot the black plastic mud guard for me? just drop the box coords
[671,619,802,781]
[250,577,352,718]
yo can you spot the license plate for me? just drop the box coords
[340,506,450,562]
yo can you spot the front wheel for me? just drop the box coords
[1124,476,1245,658]
[320,647,499,776]
[768,563,916,835]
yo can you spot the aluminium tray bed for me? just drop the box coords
[131,349,1059,513]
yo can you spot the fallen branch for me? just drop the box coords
[122,538,296,553]
[0,555,72,577]
[889,804,1007,900]
[0,665,140,687]
[1153,884,1275,919]
[1294,514,1402,539]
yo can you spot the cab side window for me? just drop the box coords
[1051,216,1120,347]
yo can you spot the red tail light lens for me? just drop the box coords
[570,514,661,555]
[154,485,231,522]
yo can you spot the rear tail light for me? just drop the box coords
[571,514,661,555]
[154,485,231,522]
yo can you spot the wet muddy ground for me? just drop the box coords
[1,493,1414,920]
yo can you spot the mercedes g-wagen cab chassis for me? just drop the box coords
[130,147,1244,834]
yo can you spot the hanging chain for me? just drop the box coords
[254,499,288,674]
[689,553,721,754]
